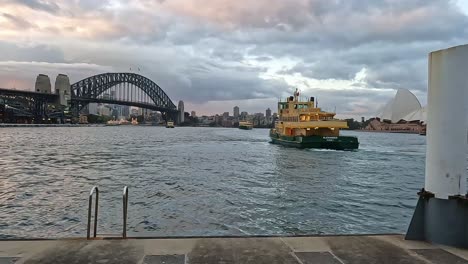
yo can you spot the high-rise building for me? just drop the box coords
[361,117,365,123]
[35,74,51,93]
[240,111,248,120]
[191,111,196,117]
[88,103,98,115]
[266,108,271,118]
[178,101,185,123]
[233,106,239,119]
[222,112,229,120]
[121,106,130,118]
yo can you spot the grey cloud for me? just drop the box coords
[9,0,60,13]
[0,41,64,62]
[1,0,468,117]
[1,13,36,29]
[302,88,396,118]
[144,60,288,104]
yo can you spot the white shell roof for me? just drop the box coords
[376,89,422,123]
[401,106,427,123]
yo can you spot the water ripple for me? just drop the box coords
[0,127,429,238]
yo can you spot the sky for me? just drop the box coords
[0,0,467,118]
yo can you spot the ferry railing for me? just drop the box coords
[122,186,129,239]
[87,186,99,239]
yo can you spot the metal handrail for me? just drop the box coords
[87,186,99,239]
[122,186,129,238]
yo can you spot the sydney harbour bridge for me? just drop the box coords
[0,72,181,123]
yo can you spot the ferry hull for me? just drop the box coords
[270,132,359,150]
[239,125,253,130]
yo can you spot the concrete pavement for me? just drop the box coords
[1,235,468,263]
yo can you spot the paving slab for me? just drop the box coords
[294,252,342,264]
[19,240,143,264]
[187,237,299,264]
[413,249,468,264]
[142,254,185,264]
[0,257,19,264]
[281,237,330,252]
[325,236,428,264]
[142,238,198,255]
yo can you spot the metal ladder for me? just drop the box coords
[87,186,129,239]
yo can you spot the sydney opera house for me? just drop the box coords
[365,89,426,134]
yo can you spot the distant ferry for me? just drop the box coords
[269,89,359,150]
[239,121,253,130]
[166,121,174,128]
[105,120,120,126]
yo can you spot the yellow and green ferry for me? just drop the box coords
[166,121,175,128]
[270,89,359,150]
[239,121,253,130]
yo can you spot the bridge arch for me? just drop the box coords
[71,73,177,113]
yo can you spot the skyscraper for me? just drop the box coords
[233,106,239,119]
[178,101,185,123]
[266,108,272,124]
[191,111,196,117]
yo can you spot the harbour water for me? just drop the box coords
[0,127,425,239]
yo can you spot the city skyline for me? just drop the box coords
[1,1,468,119]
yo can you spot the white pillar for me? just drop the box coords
[425,45,468,198]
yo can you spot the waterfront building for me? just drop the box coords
[98,105,111,116]
[240,111,248,120]
[233,106,239,119]
[266,108,272,124]
[365,88,427,133]
[88,103,98,115]
[376,88,422,123]
[121,106,130,118]
[35,74,51,93]
[222,112,229,121]
[178,101,184,123]
[191,111,196,117]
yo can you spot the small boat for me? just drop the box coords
[239,121,253,130]
[166,121,174,128]
[119,119,130,125]
[105,120,120,126]
[269,89,359,150]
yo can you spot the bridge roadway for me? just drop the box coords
[0,88,58,102]
[1,234,468,263]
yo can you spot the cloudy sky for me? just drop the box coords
[1,0,467,117]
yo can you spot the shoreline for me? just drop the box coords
[349,129,421,134]
[0,123,104,128]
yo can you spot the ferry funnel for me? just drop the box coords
[406,44,468,247]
